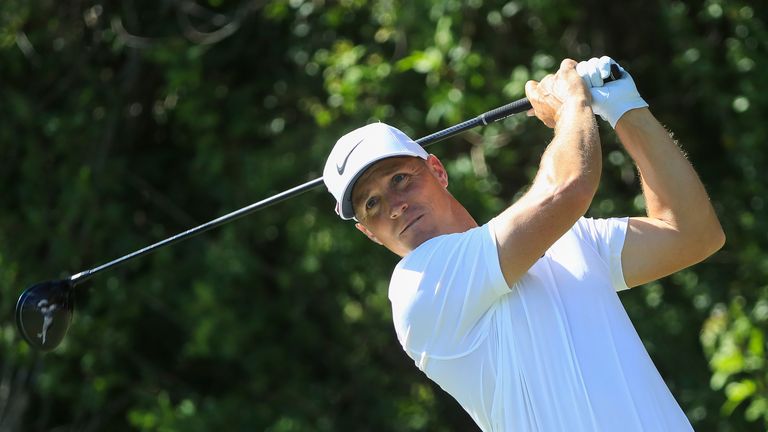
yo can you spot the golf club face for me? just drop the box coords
[15,279,74,352]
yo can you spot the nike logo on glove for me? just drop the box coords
[336,138,365,175]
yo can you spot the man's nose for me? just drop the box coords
[387,195,408,219]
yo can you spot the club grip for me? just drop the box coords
[473,62,624,125]
[607,63,622,82]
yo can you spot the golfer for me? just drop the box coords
[323,57,724,431]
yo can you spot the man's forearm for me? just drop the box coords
[492,59,605,286]
[532,98,601,206]
[616,108,723,242]
[493,79,602,286]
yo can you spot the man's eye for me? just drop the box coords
[392,174,407,184]
[366,197,379,210]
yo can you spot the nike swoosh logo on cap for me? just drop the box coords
[336,138,365,175]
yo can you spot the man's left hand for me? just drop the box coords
[576,56,649,128]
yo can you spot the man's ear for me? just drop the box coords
[426,154,449,188]
[355,223,383,245]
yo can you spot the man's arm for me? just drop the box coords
[616,108,725,288]
[493,59,602,287]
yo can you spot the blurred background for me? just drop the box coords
[0,0,765,430]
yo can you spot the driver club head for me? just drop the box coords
[15,279,75,352]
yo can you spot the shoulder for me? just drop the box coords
[388,222,507,361]
[388,221,503,324]
[396,223,490,270]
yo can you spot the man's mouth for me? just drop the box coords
[400,215,423,236]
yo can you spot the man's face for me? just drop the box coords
[351,155,452,256]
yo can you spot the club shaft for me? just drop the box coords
[69,177,326,283]
[69,97,535,285]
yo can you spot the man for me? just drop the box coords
[323,57,724,431]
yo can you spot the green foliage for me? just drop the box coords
[702,297,768,426]
[1,0,766,430]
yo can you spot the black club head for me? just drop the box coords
[15,279,75,352]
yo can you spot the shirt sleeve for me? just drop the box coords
[389,223,509,368]
[572,217,630,292]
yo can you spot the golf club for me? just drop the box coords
[15,64,622,352]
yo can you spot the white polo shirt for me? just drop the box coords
[388,217,693,431]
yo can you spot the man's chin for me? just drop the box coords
[401,228,437,252]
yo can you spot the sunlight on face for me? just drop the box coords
[351,156,453,256]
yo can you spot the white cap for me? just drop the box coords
[323,123,428,220]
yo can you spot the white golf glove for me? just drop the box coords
[576,56,649,128]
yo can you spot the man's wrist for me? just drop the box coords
[614,107,653,132]
[555,97,592,123]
